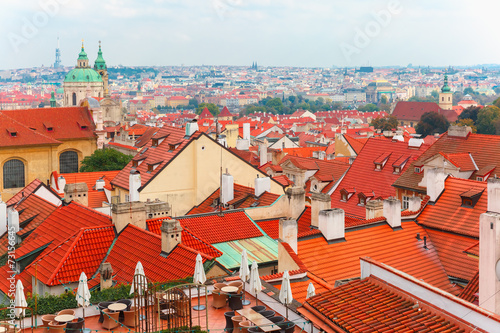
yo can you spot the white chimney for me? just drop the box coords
[185,120,199,137]
[259,141,268,166]
[57,176,66,195]
[243,123,250,141]
[95,178,105,191]
[7,208,19,234]
[383,198,401,229]
[129,170,141,202]
[408,196,422,212]
[487,178,500,214]
[236,139,250,151]
[0,195,6,236]
[255,175,271,197]
[311,192,331,228]
[221,172,234,205]
[426,168,447,202]
[318,208,345,242]
[279,218,298,253]
[479,211,500,315]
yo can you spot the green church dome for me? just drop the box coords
[64,68,103,83]
[94,41,107,70]
[441,74,451,93]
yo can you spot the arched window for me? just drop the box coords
[72,92,77,106]
[3,159,25,189]
[60,151,79,173]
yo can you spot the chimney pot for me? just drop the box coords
[221,172,234,204]
[129,170,141,202]
[161,219,182,254]
[255,176,270,197]
[383,198,401,229]
[279,218,298,253]
[318,208,345,242]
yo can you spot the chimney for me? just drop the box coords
[448,125,472,138]
[129,170,141,202]
[279,218,297,253]
[318,208,345,243]
[487,178,500,213]
[160,219,182,254]
[311,192,331,228]
[145,199,171,219]
[383,198,401,229]
[426,167,447,202]
[236,139,249,150]
[259,140,268,166]
[479,211,500,315]
[185,119,199,137]
[408,196,422,212]
[0,195,6,237]
[7,207,19,234]
[221,171,234,205]
[365,199,384,220]
[111,202,147,233]
[255,175,271,197]
[286,186,306,219]
[243,123,250,141]
[99,262,113,290]
[64,183,89,206]
[57,176,66,195]
[95,178,105,191]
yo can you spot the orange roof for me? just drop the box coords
[304,275,473,332]
[439,152,477,171]
[417,177,486,238]
[343,134,366,154]
[273,277,329,304]
[458,270,479,305]
[219,106,232,117]
[282,147,326,158]
[6,179,43,206]
[298,221,458,295]
[272,174,293,186]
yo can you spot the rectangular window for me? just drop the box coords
[477,177,483,182]
[402,196,410,210]
[125,194,130,202]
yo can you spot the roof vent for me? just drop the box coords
[7,128,17,137]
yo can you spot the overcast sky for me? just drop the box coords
[1,0,498,70]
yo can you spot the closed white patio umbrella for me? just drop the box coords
[15,280,27,318]
[249,261,262,305]
[306,282,315,299]
[76,272,91,328]
[239,250,251,305]
[130,261,146,296]
[193,253,206,311]
[279,271,293,319]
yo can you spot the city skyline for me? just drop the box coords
[1,0,499,70]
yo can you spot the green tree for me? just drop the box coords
[415,112,450,137]
[196,103,219,116]
[493,96,500,109]
[458,106,481,123]
[79,149,133,172]
[332,102,343,110]
[265,98,284,113]
[288,96,296,104]
[380,95,388,104]
[370,116,398,131]
[188,98,198,108]
[463,87,475,95]
[358,103,379,112]
[455,118,477,133]
[476,106,500,134]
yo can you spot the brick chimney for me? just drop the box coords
[221,171,234,205]
[311,192,331,228]
[487,178,500,213]
[111,202,147,233]
[286,186,306,219]
[318,208,345,243]
[365,199,383,220]
[279,218,297,253]
[383,198,401,229]
[479,211,500,315]
[426,168,447,202]
[255,175,271,197]
[161,219,182,254]
[64,183,89,206]
[129,170,141,202]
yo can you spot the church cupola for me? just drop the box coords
[94,41,107,71]
[441,74,451,93]
[77,40,89,68]
[50,91,56,107]
[439,74,453,111]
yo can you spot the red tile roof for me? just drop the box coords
[343,134,366,154]
[6,179,43,206]
[272,278,329,304]
[177,210,263,244]
[25,225,115,285]
[394,132,500,192]
[417,177,486,238]
[298,221,458,295]
[227,148,260,166]
[111,126,202,191]
[279,155,350,183]
[282,147,326,158]
[187,184,280,215]
[331,138,429,218]
[255,218,281,239]
[392,101,458,122]
[106,224,214,284]
[439,152,477,171]
[219,106,232,117]
[458,270,479,305]
[305,275,472,332]
[199,107,212,119]
[272,175,293,186]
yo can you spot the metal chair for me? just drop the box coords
[251,305,265,313]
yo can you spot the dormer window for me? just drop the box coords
[169,144,176,152]
[132,160,138,168]
[341,193,347,201]
[460,188,484,208]
[7,128,17,137]
[152,139,159,147]
[415,167,421,173]
[359,196,366,206]
[393,166,400,174]
[476,177,483,182]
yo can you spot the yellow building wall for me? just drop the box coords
[0,138,96,200]
[137,135,284,216]
[224,124,239,148]
[334,136,355,157]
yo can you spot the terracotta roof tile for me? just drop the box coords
[458,270,479,304]
[6,179,43,206]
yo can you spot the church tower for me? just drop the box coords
[94,41,109,97]
[439,74,453,110]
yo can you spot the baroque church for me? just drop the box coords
[63,41,121,125]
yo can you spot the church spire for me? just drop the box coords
[77,39,89,68]
[94,40,107,70]
[441,74,451,93]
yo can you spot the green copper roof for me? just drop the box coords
[441,74,451,93]
[50,92,56,107]
[78,42,88,61]
[212,236,278,269]
[64,68,103,83]
[94,42,107,70]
